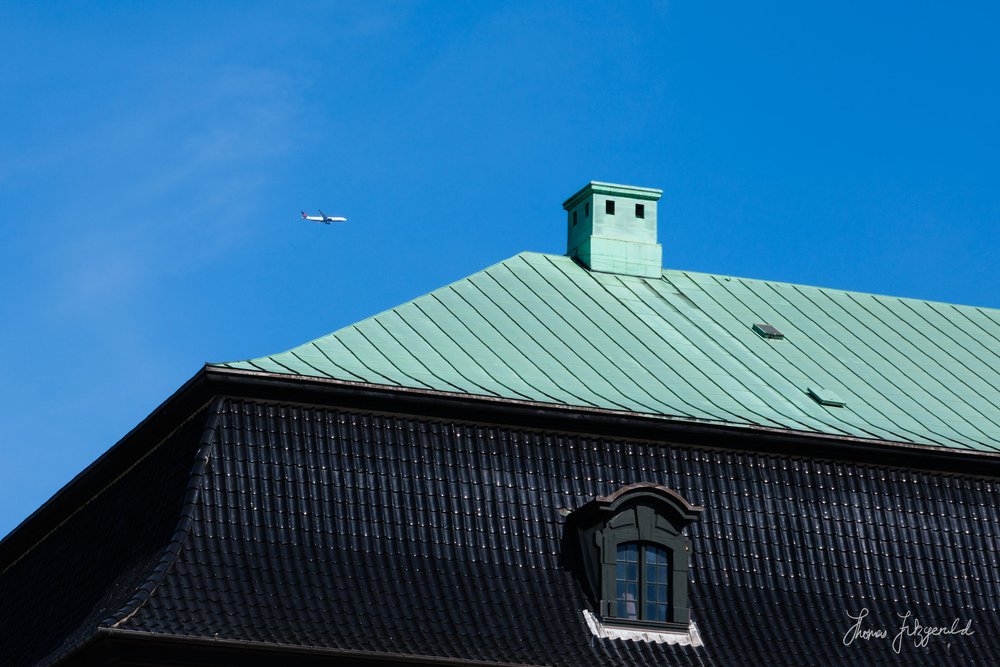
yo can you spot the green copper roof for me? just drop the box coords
[215,252,1000,452]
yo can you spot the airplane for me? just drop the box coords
[301,210,347,224]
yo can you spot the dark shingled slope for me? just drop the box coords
[0,407,215,667]
[100,398,999,666]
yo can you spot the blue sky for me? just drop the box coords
[1,2,998,538]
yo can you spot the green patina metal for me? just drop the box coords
[808,386,847,408]
[564,182,663,278]
[214,250,1000,453]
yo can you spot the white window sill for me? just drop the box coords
[581,609,704,646]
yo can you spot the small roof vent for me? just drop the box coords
[752,323,784,339]
[808,386,846,407]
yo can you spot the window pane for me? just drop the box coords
[617,599,631,618]
[645,546,666,566]
[615,543,672,623]
[643,545,670,622]
[615,543,639,620]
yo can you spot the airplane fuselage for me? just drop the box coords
[301,211,347,224]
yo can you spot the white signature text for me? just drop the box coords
[842,608,974,653]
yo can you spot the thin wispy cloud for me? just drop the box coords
[29,61,303,313]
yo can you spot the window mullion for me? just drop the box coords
[637,544,646,621]
[635,545,641,620]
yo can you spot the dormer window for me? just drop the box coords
[565,483,703,633]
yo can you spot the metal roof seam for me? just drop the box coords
[643,274,837,434]
[681,272,878,439]
[474,264,651,414]
[315,335,405,387]
[543,256,767,426]
[405,299,538,402]
[339,324,439,390]
[849,293,1000,437]
[967,306,1000,346]
[369,313,479,395]
[802,284,987,449]
[306,340,370,383]
[716,275,935,444]
[752,278,959,447]
[520,255,704,418]
[285,348,338,379]
[447,279,606,409]
[553,256,764,424]
[831,289,995,441]
[889,300,1000,411]
[922,301,1000,373]
[426,291,569,405]
[638,279,796,429]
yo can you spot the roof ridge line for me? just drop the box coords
[100,397,225,629]
[666,266,1000,312]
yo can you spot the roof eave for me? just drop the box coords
[205,366,1000,476]
[0,367,221,570]
[59,627,551,667]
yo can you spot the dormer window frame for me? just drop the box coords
[566,483,703,633]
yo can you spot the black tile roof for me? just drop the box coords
[0,408,214,666]
[3,394,999,665]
